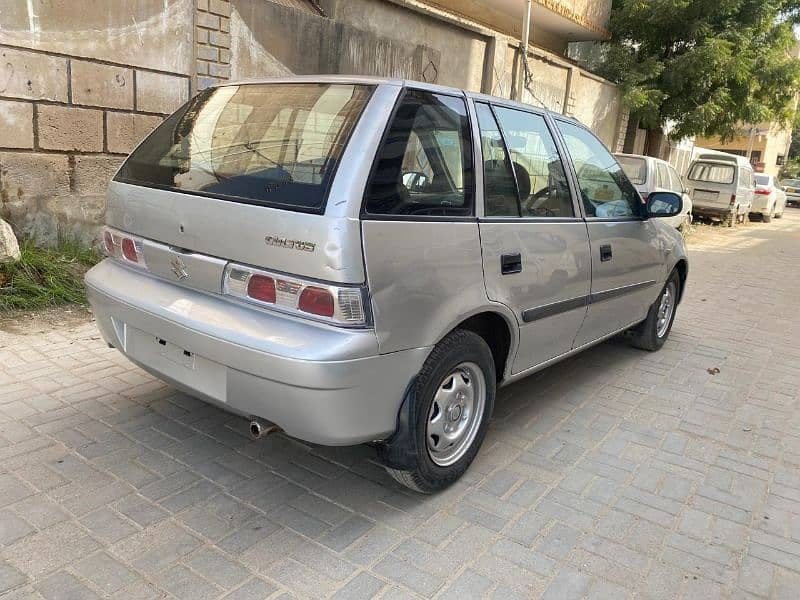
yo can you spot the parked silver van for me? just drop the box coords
[86,77,688,492]
[686,152,755,226]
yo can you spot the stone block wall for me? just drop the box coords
[0,0,194,245]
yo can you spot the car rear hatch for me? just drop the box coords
[686,160,736,209]
[107,81,374,289]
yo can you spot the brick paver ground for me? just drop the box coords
[1,211,800,599]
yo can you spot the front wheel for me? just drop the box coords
[383,330,495,493]
[628,270,680,352]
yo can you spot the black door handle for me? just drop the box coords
[501,253,522,274]
[600,244,612,262]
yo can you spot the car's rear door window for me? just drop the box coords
[491,106,574,218]
[114,83,372,212]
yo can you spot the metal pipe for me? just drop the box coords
[515,0,532,101]
[249,417,281,439]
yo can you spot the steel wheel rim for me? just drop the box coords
[656,281,676,338]
[426,362,486,467]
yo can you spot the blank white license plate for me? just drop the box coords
[125,326,227,402]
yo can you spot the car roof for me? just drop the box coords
[213,75,582,125]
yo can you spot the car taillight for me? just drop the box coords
[730,194,736,205]
[101,227,147,269]
[298,286,335,317]
[755,188,770,195]
[246,275,276,303]
[121,238,139,262]
[224,263,369,327]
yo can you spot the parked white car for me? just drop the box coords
[780,178,800,207]
[752,173,786,221]
[685,152,754,227]
[615,153,693,230]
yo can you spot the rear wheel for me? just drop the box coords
[384,330,495,493]
[628,270,680,352]
[726,209,737,227]
[763,212,773,223]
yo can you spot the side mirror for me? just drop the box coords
[402,171,429,192]
[646,191,683,218]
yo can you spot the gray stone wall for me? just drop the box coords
[0,1,193,244]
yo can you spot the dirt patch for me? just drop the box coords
[0,304,94,335]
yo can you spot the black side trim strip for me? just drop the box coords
[589,280,656,304]
[521,280,657,323]
[522,295,588,323]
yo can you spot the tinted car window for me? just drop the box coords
[364,90,474,216]
[476,103,519,216]
[115,83,372,212]
[755,174,770,186]
[556,121,641,218]
[493,107,574,218]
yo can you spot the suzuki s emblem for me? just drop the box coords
[170,256,189,281]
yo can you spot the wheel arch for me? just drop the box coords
[673,258,688,303]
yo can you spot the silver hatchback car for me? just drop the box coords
[86,76,688,493]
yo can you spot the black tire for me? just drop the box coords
[726,209,737,228]
[384,329,495,493]
[628,270,681,352]
[763,212,772,223]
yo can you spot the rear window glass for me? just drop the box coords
[754,174,770,185]
[616,156,647,184]
[688,162,735,184]
[114,83,373,212]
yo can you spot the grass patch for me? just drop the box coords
[0,239,100,311]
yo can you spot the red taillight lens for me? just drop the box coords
[730,194,736,205]
[298,286,335,317]
[755,188,770,195]
[121,238,139,262]
[247,275,276,303]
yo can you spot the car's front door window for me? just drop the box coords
[556,121,642,219]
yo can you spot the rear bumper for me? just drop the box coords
[750,197,772,213]
[692,205,735,218]
[85,260,430,445]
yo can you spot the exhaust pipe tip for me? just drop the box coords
[249,417,280,439]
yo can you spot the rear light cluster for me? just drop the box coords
[102,227,147,269]
[754,188,771,195]
[224,264,369,327]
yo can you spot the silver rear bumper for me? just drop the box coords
[85,260,430,445]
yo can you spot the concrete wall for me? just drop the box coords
[0,0,193,244]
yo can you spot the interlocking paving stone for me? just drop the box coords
[1,213,800,597]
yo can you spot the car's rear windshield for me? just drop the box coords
[687,162,735,184]
[754,174,770,186]
[114,83,373,212]
[615,155,647,184]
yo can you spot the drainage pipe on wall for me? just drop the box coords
[514,0,532,101]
